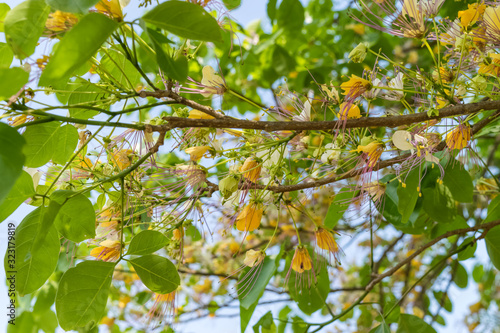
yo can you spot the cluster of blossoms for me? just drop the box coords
[11,0,500,330]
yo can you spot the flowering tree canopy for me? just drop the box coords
[2,0,500,332]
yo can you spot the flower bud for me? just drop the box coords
[219,175,239,198]
[348,42,368,63]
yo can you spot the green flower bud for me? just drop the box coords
[471,75,487,91]
[219,175,239,198]
[348,42,368,63]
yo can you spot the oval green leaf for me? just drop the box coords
[54,192,96,242]
[52,124,79,165]
[0,67,29,100]
[485,225,500,270]
[5,207,59,295]
[126,230,169,256]
[396,314,436,333]
[129,254,180,294]
[55,260,116,331]
[22,121,61,168]
[0,170,35,223]
[4,0,50,59]
[442,161,473,203]
[143,1,222,43]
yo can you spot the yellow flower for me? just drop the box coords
[45,10,78,32]
[110,149,134,170]
[96,0,124,20]
[340,75,372,98]
[356,142,384,167]
[8,114,28,127]
[484,6,500,38]
[346,23,365,35]
[148,291,177,324]
[188,109,215,119]
[172,228,183,241]
[338,103,361,121]
[193,278,212,294]
[315,228,339,253]
[200,65,227,97]
[185,146,210,161]
[90,240,121,262]
[458,3,486,29]
[240,157,261,182]
[479,53,500,76]
[401,0,425,38]
[446,124,471,150]
[291,246,312,273]
[236,202,263,232]
[243,249,265,267]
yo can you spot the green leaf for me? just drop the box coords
[53,192,96,242]
[100,49,142,89]
[33,281,57,315]
[288,260,330,315]
[0,3,10,32]
[472,264,483,282]
[430,215,468,239]
[144,25,188,82]
[39,13,118,86]
[4,0,50,59]
[369,323,391,333]
[238,257,276,309]
[397,167,420,224]
[68,83,108,119]
[240,300,258,333]
[52,124,79,165]
[277,306,292,333]
[422,183,456,223]
[442,161,473,203]
[484,195,500,223]
[223,0,241,10]
[143,1,222,42]
[253,311,276,333]
[0,42,14,67]
[45,0,100,14]
[457,237,477,261]
[0,171,35,223]
[453,263,468,288]
[0,67,30,100]
[277,0,304,33]
[485,225,500,270]
[323,187,356,228]
[129,254,180,294]
[267,0,277,22]
[7,311,36,333]
[36,309,58,333]
[22,122,61,168]
[5,207,59,295]
[127,230,169,255]
[291,316,307,333]
[272,45,295,76]
[32,196,63,250]
[396,314,436,333]
[56,261,116,331]
[0,123,26,206]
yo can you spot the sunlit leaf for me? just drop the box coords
[56,261,116,331]
[4,0,50,59]
[39,13,118,86]
[143,1,222,42]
